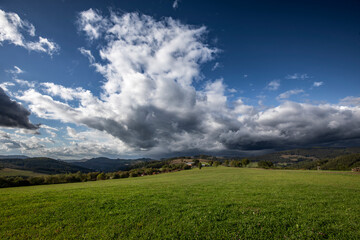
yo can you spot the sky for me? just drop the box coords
[0,0,359,159]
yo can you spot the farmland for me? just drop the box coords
[0,167,359,239]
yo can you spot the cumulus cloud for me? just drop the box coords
[0,9,59,55]
[16,10,360,157]
[266,80,280,91]
[277,89,304,100]
[0,87,39,130]
[77,8,108,40]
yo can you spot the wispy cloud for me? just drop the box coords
[211,62,220,71]
[285,73,310,80]
[0,9,59,55]
[277,89,304,99]
[266,80,280,91]
[313,81,323,87]
[173,0,180,9]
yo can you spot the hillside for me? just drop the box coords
[248,147,360,167]
[0,158,91,174]
[69,157,154,172]
[0,168,359,239]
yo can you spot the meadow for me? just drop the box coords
[0,167,359,239]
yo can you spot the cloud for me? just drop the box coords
[77,8,108,40]
[277,89,304,100]
[340,96,360,106]
[211,62,220,71]
[313,81,323,87]
[78,47,95,63]
[285,73,310,80]
[173,0,180,9]
[0,9,59,55]
[16,10,360,157]
[6,65,24,75]
[266,80,280,91]
[0,87,39,130]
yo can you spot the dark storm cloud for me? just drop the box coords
[0,87,39,129]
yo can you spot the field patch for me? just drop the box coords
[0,167,359,239]
[0,168,46,177]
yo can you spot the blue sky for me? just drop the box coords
[0,0,359,159]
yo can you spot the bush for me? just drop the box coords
[258,161,274,169]
[97,173,106,180]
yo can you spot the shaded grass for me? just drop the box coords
[0,167,359,239]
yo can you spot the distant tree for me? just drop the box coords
[208,161,213,166]
[213,161,221,167]
[97,172,106,180]
[193,159,200,166]
[224,160,229,167]
[198,162,202,169]
[258,161,274,169]
[241,158,250,167]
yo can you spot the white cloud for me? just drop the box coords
[228,88,237,93]
[0,9,59,55]
[0,82,15,92]
[77,8,108,40]
[340,96,360,106]
[211,62,220,71]
[313,81,323,87]
[266,80,280,91]
[277,89,304,100]
[78,47,95,63]
[14,10,360,157]
[173,0,180,9]
[6,65,24,75]
[285,73,310,80]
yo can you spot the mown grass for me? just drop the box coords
[0,168,46,177]
[0,167,359,239]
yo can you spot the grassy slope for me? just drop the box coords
[0,168,46,177]
[0,167,359,239]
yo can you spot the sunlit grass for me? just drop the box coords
[0,167,359,239]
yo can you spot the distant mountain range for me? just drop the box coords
[0,157,91,175]
[0,155,29,159]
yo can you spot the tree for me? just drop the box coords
[241,158,250,167]
[224,160,229,166]
[198,162,202,169]
[213,161,221,167]
[258,161,274,169]
[208,161,213,166]
[97,172,106,180]
[193,159,200,166]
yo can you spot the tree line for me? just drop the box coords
[0,163,191,188]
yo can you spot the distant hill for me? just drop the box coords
[0,155,29,159]
[248,147,360,165]
[246,147,360,170]
[0,158,91,175]
[69,157,155,172]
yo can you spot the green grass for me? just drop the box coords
[0,167,359,239]
[0,168,46,177]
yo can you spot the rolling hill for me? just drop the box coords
[69,157,155,172]
[0,157,91,174]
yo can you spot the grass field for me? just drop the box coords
[0,167,359,239]
[0,168,46,177]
